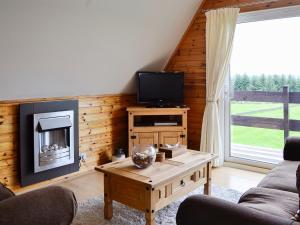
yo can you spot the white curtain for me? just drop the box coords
[200,8,240,167]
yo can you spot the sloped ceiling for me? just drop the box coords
[0,0,203,100]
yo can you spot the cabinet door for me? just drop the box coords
[159,132,186,147]
[131,132,159,148]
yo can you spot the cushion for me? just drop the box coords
[239,187,298,219]
[258,161,299,193]
[292,164,300,221]
[284,137,300,161]
[297,164,300,201]
[0,183,15,201]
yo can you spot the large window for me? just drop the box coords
[225,7,300,167]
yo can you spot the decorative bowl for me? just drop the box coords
[132,145,156,169]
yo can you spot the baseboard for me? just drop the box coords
[224,162,270,174]
[14,169,95,194]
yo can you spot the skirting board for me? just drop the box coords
[224,162,270,174]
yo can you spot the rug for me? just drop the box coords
[72,185,242,225]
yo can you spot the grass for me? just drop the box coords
[231,102,300,149]
[231,102,300,119]
[231,102,282,115]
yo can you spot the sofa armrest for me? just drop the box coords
[0,186,77,225]
[0,183,15,202]
[176,195,296,225]
[284,137,300,161]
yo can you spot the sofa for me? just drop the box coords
[177,137,300,225]
[0,184,77,225]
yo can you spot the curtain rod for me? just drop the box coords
[199,0,279,13]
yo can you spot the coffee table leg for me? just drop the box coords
[204,162,212,195]
[145,211,155,225]
[145,187,155,225]
[104,174,113,219]
[104,197,113,219]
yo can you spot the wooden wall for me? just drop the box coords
[0,94,135,191]
[165,0,300,150]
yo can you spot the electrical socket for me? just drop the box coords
[79,153,87,162]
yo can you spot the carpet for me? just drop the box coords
[72,185,242,225]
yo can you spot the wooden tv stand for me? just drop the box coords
[127,106,189,156]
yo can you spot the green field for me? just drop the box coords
[231,102,300,149]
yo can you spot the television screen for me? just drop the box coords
[137,71,184,106]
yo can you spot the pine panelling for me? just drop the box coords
[166,0,300,150]
[166,10,206,149]
[0,94,135,191]
[202,0,300,12]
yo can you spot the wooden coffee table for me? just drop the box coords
[95,150,217,225]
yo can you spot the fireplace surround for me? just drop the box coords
[19,100,79,187]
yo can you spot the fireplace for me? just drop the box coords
[20,100,79,186]
[33,110,74,173]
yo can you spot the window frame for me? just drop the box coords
[224,5,300,169]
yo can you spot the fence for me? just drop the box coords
[231,86,300,140]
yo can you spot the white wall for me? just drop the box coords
[0,0,202,100]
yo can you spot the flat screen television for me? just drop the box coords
[137,71,184,107]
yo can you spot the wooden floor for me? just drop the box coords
[212,167,265,193]
[56,166,265,202]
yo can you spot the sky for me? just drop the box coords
[230,17,300,76]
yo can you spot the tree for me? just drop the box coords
[265,75,276,91]
[250,75,262,91]
[233,74,243,91]
[279,74,287,90]
[287,75,297,92]
[241,74,251,91]
[272,75,281,91]
[259,74,267,91]
[232,74,300,92]
[296,77,300,92]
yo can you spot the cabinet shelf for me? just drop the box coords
[133,115,182,127]
[127,106,189,156]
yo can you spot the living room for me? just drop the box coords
[1,0,300,225]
